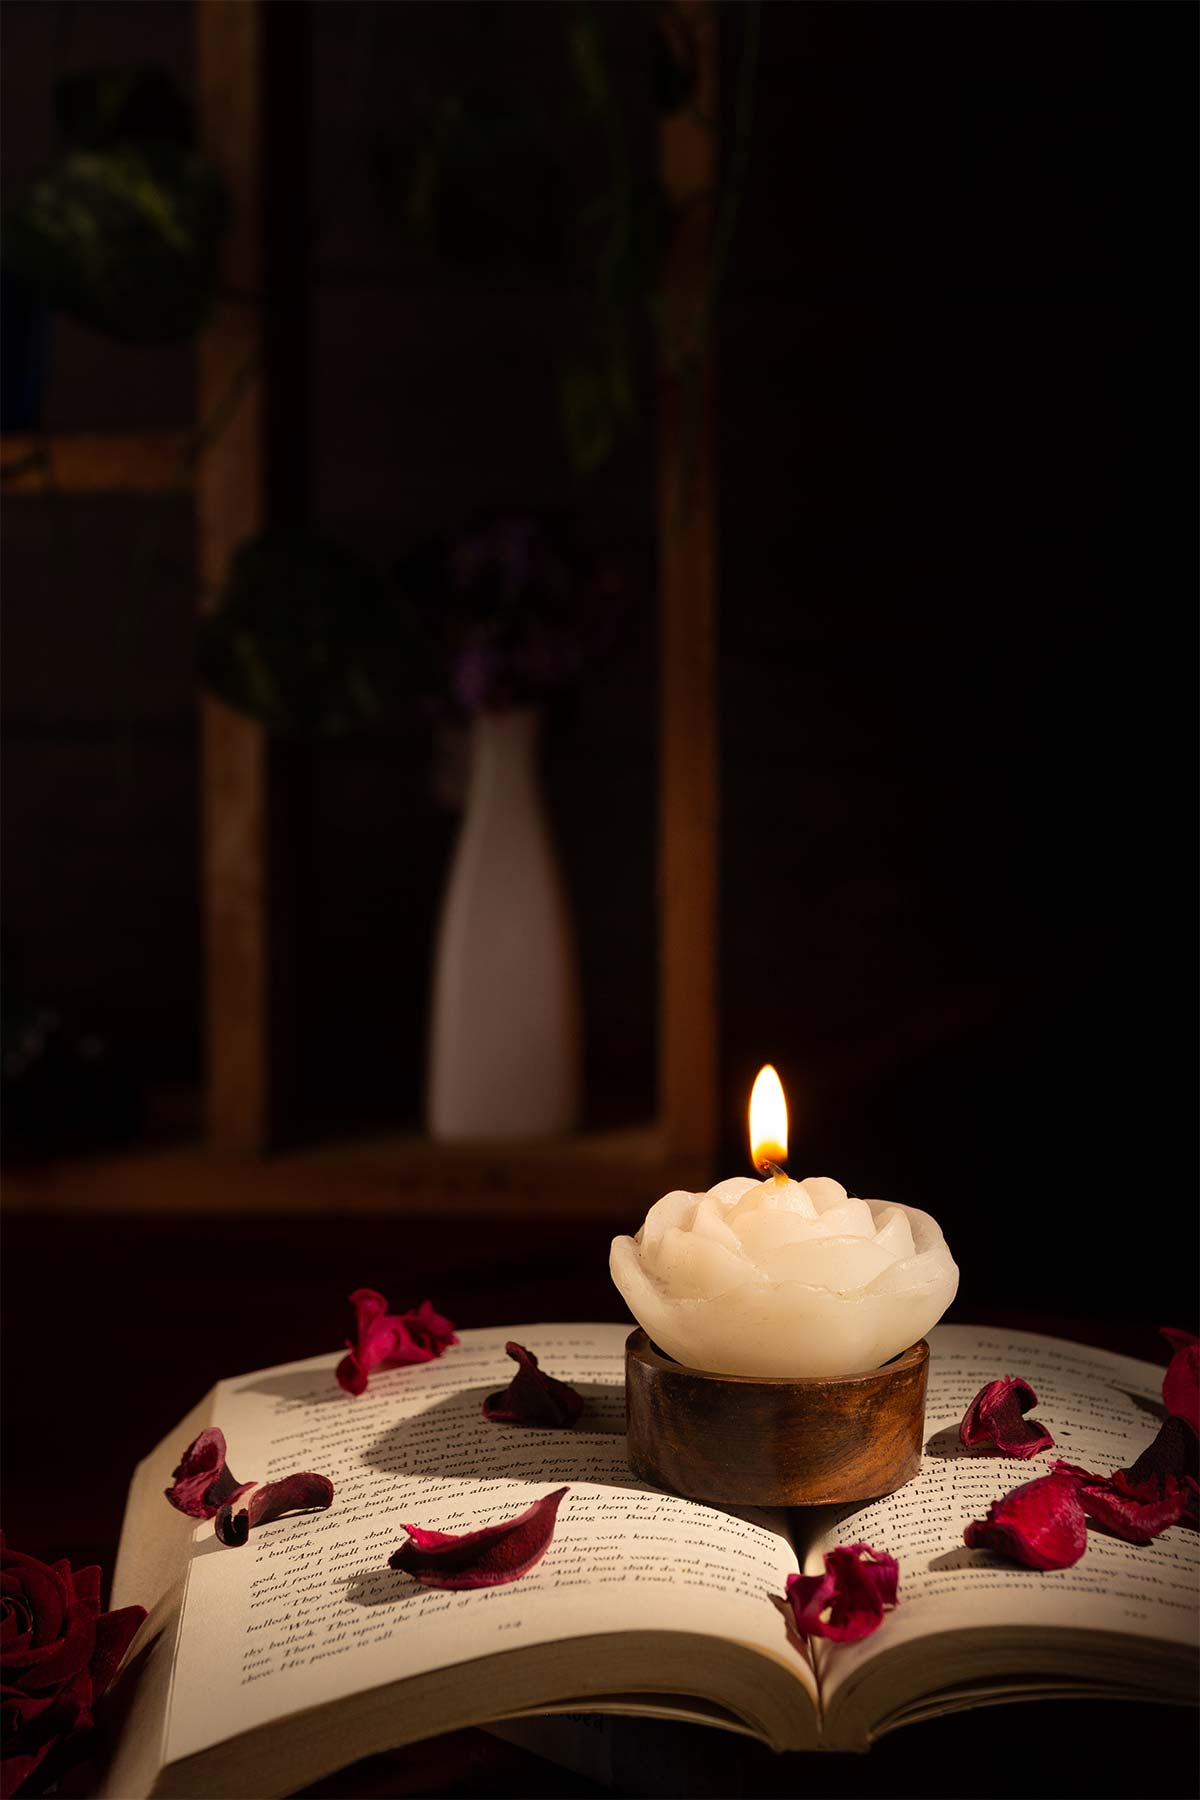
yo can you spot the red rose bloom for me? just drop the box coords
[0,1537,145,1799]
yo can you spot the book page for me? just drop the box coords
[812,1324,1200,1717]
[163,1325,807,1767]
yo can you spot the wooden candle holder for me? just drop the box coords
[624,1330,929,1507]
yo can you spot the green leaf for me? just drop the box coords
[0,143,226,343]
[569,15,608,110]
[561,366,616,473]
[197,530,416,736]
[54,64,194,152]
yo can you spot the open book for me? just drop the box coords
[101,1323,1199,1797]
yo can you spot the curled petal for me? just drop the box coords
[336,1288,458,1395]
[404,1300,459,1360]
[964,1472,1087,1569]
[215,1474,334,1549]
[785,1543,900,1643]
[164,1429,254,1520]
[388,1487,568,1590]
[1050,1415,1198,1544]
[1125,1412,1200,1494]
[1160,1328,1200,1433]
[1075,1472,1189,1544]
[959,1377,1054,1459]
[482,1342,584,1429]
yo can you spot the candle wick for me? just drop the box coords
[762,1160,788,1184]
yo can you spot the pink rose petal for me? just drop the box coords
[785,1543,900,1644]
[482,1342,584,1429]
[1160,1328,1200,1433]
[958,1377,1055,1459]
[964,1471,1087,1569]
[164,1429,255,1520]
[388,1487,568,1590]
[336,1289,458,1396]
[215,1473,335,1549]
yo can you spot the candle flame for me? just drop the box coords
[749,1064,788,1172]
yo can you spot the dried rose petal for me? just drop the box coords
[1075,1471,1189,1544]
[1160,1328,1200,1433]
[388,1487,568,1590]
[482,1342,584,1429]
[215,1473,335,1549]
[336,1289,458,1396]
[1125,1411,1200,1493]
[785,1543,899,1644]
[964,1471,1087,1569]
[1049,1411,1199,1544]
[164,1428,255,1520]
[958,1377,1055,1459]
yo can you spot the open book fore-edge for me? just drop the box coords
[625,1331,929,1505]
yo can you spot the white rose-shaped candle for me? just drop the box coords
[611,1065,958,1378]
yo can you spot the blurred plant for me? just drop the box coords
[367,3,759,481]
[198,516,620,732]
[0,63,227,343]
[197,529,420,736]
[1,999,140,1163]
[399,512,625,717]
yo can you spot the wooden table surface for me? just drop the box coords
[3,1211,1194,1798]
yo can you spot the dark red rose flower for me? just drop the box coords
[1160,1328,1200,1433]
[1051,1462,1190,1544]
[0,1536,145,1800]
[336,1289,458,1396]
[784,1544,900,1644]
[963,1471,1087,1569]
[482,1342,584,1429]
[164,1427,254,1520]
[215,1474,335,1548]
[958,1376,1055,1460]
[388,1487,568,1590]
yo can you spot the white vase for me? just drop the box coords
[427,706,582,1139]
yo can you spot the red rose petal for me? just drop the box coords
[1078,1473,1189,1544]
[389,1487,569,1590]
[1050,1416,1198,1544]
[1125,1412,1200,1492]
[164,1428,254,1520]
[0,1537,147,1800]
[785,1543,900,1643]
[336,1289,458,1395]
[964,1471,1087,1569]
[87,1605,146,1701]
[958,1377,1055,1459]
[215,1473,335,1549]
[482,1342,584,1429]
[1160,1328,1200,1433]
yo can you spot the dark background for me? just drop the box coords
[1,9,1197,1797]
[1,0,1196,1699]
[4,0,1195,1314]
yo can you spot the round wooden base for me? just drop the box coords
[624,1330,929,1507]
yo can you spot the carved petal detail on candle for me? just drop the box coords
[610,1177,958,1377]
